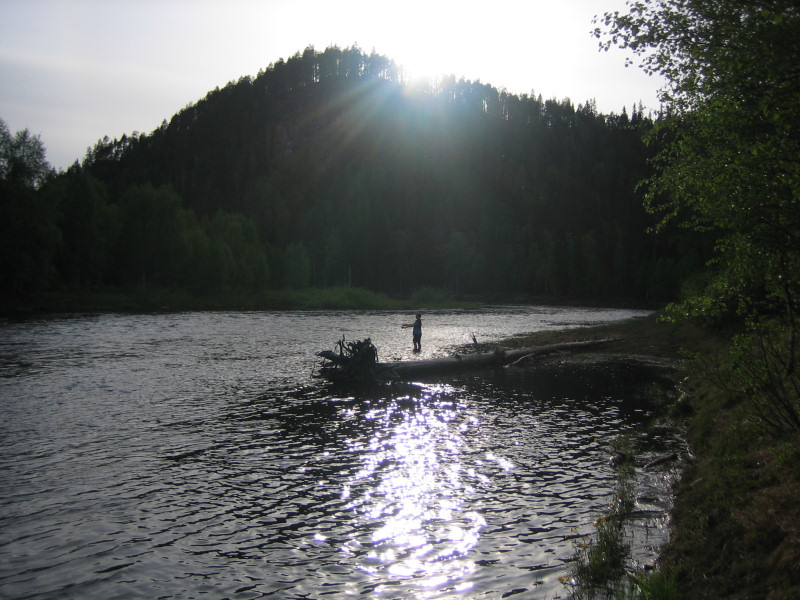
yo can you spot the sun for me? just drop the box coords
[339,1,475,85]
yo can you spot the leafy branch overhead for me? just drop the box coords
[596,1,800,316]
[597,0,800,431]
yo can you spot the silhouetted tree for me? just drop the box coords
[9,45,705,307]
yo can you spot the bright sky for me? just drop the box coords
[0,0,663,171]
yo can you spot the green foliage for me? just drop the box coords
[206,211,270,291]
[719,323,800,434]
[410,286,452,307]
[606,1,800,310]
[567,433,680,600]
[283,242,311,289]
[0,182,61,297]
[261,286,399,310]
[0,118,52,189]
[661,344,800,597]
[44,168,114,285]
[0,119,59,297]
[626,571,679,600]
[2,45,710,311]
[568,436,635,599]
[112,184,192,285]
[598,1,800,429]
[75,45,698,304]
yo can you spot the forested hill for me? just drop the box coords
[3,46,706,306]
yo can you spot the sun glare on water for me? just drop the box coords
[332,390,513,595]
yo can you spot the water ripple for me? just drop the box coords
[0,308,673,599]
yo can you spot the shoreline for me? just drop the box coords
[499,312,711,362]
[502,313,799,599]
[1,285,663,318]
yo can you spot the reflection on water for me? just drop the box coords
[341,391,490,595]
[0,308,679,599]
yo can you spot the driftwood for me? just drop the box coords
[315,337,618,385]
[380,338,618,379]
[314,337,380,385]
[643,452,679,470]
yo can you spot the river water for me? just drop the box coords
[0,306,681,599]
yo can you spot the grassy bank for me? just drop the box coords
[511,314,800,599]
[661,348,800,599]
[1,285,479,316]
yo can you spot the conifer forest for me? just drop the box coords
[2,45,707,308]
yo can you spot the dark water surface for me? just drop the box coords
[0,307,680,599]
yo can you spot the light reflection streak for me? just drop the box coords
[340,391,507,596]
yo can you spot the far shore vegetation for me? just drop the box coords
[3,283,657,317]
[1,285,489,316]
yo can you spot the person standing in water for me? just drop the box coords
[402,313,422,352]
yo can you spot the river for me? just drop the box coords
[0,306,681,599]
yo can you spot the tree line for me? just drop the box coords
[599,0,800,426]
[2,45,707,309]
[586,2,800,596]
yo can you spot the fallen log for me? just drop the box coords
[315,337,619,384]
[314,337,381,385]
[380,338,619,379]
[643,452,679,470]
[503,338,621,368]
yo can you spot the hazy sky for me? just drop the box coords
[0,0,663,170]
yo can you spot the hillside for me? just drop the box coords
[2,46,707,310]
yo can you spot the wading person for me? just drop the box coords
[402,313,422,352]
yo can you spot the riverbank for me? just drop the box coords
[0,285,482,316]
[2,284,664,318]
[506,313,800,599]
